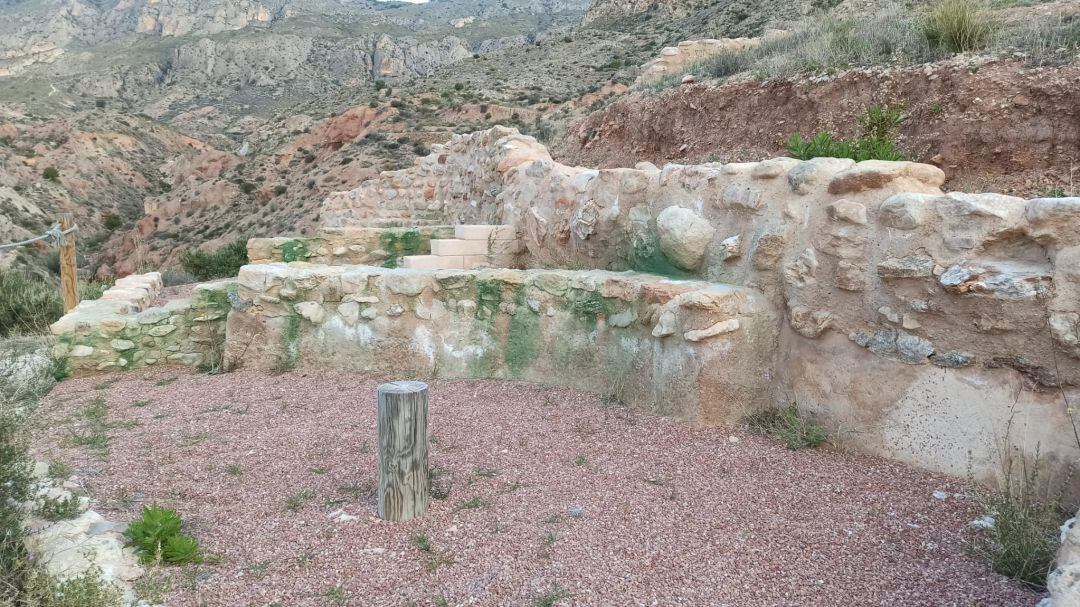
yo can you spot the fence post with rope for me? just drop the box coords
[0,217,80,311]
[58,213,79,312]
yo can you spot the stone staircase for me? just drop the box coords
[402,225,523,270]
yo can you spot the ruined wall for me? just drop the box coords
[247,226,456,266]
[320,126,551,229]
[50,274,234,375]
[225,264,779,422]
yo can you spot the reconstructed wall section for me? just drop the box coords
[50,274,234,375]
[225,264,778,422]
[247,226,456,266]
[320,126,551,228]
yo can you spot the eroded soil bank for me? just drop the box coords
[561,60,1080,197]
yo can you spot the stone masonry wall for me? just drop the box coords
[319,127,1080,498]
[320,126,551,228]
[225,263,779,423]
[50,274,235,375]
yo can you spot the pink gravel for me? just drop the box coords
[33,368,1040,607]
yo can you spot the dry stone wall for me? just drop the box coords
[50,274,235,375]
[225,263,778,422]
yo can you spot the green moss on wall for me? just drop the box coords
[475,278,503,319]
[379,229,425,268]
[276,240,310,263]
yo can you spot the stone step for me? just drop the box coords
[430,239,490,256]
[402,255,465,270]
[454,224,519,241]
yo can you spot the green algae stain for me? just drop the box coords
[474,278,503,320]
[276,240,310,263]
[505,291,539,375]
[568,289,610,332]
[379,228,425,268]
[627,239,691,279]
[279,313,302,370]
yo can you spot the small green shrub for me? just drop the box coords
[102,213,123,231]
[0,270,64,337]
[788,103,907,162]
[42,166,60,182]
[38,494,83,521]
[124,504,201,565]
[79,280,108,301]
[921,0,995,53]
[972,456,1067,589]
[23,565,122,607]
[179,239,248,281]
[746,404,828,449]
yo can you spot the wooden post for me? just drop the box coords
[58,213,79,312]
[376,381,429,521]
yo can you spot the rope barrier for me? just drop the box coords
[0,223,78,250]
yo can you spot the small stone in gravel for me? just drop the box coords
[970,516,996,530]
[932,490,949,500]
[568,505,585,518]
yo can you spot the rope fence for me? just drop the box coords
[0,223,78,250]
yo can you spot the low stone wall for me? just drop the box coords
[50,274,235,375]
[225,263,779,422]
[247,226,456,267]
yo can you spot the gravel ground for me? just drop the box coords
[32,368,1041,607]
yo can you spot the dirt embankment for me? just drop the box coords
[560,60,1080,196]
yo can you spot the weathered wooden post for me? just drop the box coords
[58,213,79,312]
[376,381,429,521]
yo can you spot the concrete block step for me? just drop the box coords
[430,239,489,256]
[402,255,465,270]
[454,225,519,241]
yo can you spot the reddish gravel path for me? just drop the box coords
[33,369,1040,607]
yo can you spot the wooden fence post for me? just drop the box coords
[376,381,429,521]
[58,213,79,312]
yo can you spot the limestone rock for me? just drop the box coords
[684,319,739,342]
[338,301,360,326]
[877,256,934,279]
[655,206,715,270]
[295,301,326,324]
[826,199,868,225]
[828,160,945,195]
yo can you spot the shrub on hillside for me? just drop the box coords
[921,0,995,54]
[179,239,248,281]
[42,166,60,182]
[788,103,907,162]
[0,271,63,338]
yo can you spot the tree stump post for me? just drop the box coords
[376,381,429,521]
[58,213,79,312]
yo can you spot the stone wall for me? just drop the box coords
[319,126,551,228]
[318,127,1080,498]
[247,226,456,266]
[50,274,234,375]
[225,263,779,422]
